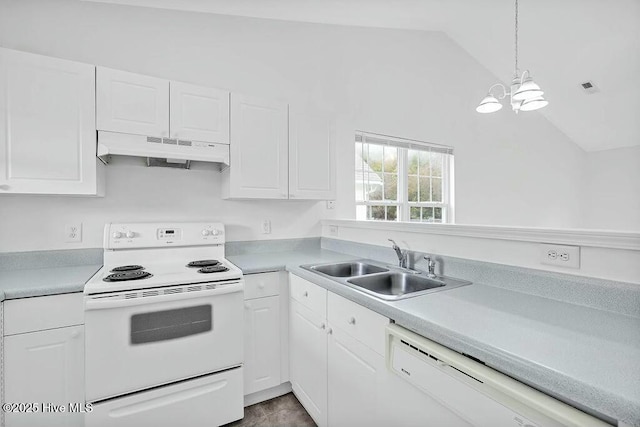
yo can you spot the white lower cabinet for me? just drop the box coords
[289,299,328,427]
[289,274,468,427]
[243,272,289,398]
[327,325,385,427]
[244,295,281,395]
[4,325,85,427]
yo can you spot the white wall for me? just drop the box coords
[583,146,640,231]
[0,0,591,252]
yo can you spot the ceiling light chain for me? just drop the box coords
[476,0,548,114]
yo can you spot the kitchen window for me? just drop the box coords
[355,132,454,223]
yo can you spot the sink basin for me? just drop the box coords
[310,262,388,277]
[300,259,471,301]
[347,272,445,300]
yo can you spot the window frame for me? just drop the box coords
[355,132,454,224]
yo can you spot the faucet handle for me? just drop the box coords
[388,238,398,246]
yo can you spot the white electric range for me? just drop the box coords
[84,222,244,427]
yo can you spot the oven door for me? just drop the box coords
[85,281,243,402]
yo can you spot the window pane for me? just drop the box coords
[419,177,431,202]
[419,151,430,176]
[431,177,442,202]
[367,144,383,173]
[368,173,383,200]
[384,173,398,201]
[434,207,443,222]
[386,205,398,221]
[410,207,420,221]
[408,175,418,202]
[408,150,419,174]
[431,152,443,177]
[370,205,385,220]
[384,146,398,173]
[422,207,434,222]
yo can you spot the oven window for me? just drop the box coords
[130,304,212,344]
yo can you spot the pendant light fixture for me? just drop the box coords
[476,0,548,114]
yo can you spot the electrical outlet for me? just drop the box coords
[328,225,338,236]
[540,244,580,268]
[262,219,271,234]
[326,200,335,209]
[65,223,82,243]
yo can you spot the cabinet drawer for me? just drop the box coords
[244,272,280,300]
[4,293,84,336]
[328,292,389,356]
[289,274,327,317]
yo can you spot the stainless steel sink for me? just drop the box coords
[347,272,444,297]
[301,259,471,301]
[309,262,388,277]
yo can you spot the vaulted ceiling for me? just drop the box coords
[83,0,640,152]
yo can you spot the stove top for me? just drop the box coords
[85,222,243,295]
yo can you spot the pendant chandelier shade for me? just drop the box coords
[476,0,548,114]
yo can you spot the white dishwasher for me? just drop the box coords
[386,324,611,427]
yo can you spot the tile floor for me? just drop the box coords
[223,392,316,427]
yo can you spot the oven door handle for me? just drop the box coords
[84,284,242,311]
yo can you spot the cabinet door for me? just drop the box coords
[4,326,85,427]
[327,325,385,427]
[289,109,336,200]
[289,299,327,427]
[170,81,229,143]
[228,94,288,199]
[0,48,97,195]
[244,296,281,395]
[96,67,169,137]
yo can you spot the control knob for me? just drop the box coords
[212,229,222,236]
[112,231,123,239]
[202,230,211,236]
[126,231,135,239]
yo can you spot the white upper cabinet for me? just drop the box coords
[224,94,288,199]
[289,109,336,200]
[170,81,229,143]
[0,48,98,195]
[97,67,169,137]
[97,67,230,144]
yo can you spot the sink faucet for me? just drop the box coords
[388,239,408,268]
[423,255,437,278]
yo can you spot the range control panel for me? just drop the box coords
[105,222,225,249]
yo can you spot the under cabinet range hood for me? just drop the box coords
[97,131,230,168]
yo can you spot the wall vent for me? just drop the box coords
[580,81,599,94]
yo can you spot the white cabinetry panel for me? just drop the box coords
[97,67,169,137]
[226,94,288,199]
[170,81,229,143]
[4,326,85,427]
[244,295,281,395]
[289,109,336,200]
[289,299,328,427]
[328,325,385,427]
[0,48,97,195]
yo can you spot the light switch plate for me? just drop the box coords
[540,244,580,268]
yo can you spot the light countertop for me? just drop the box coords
[0,264,102,301]
[229,249,640,426]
